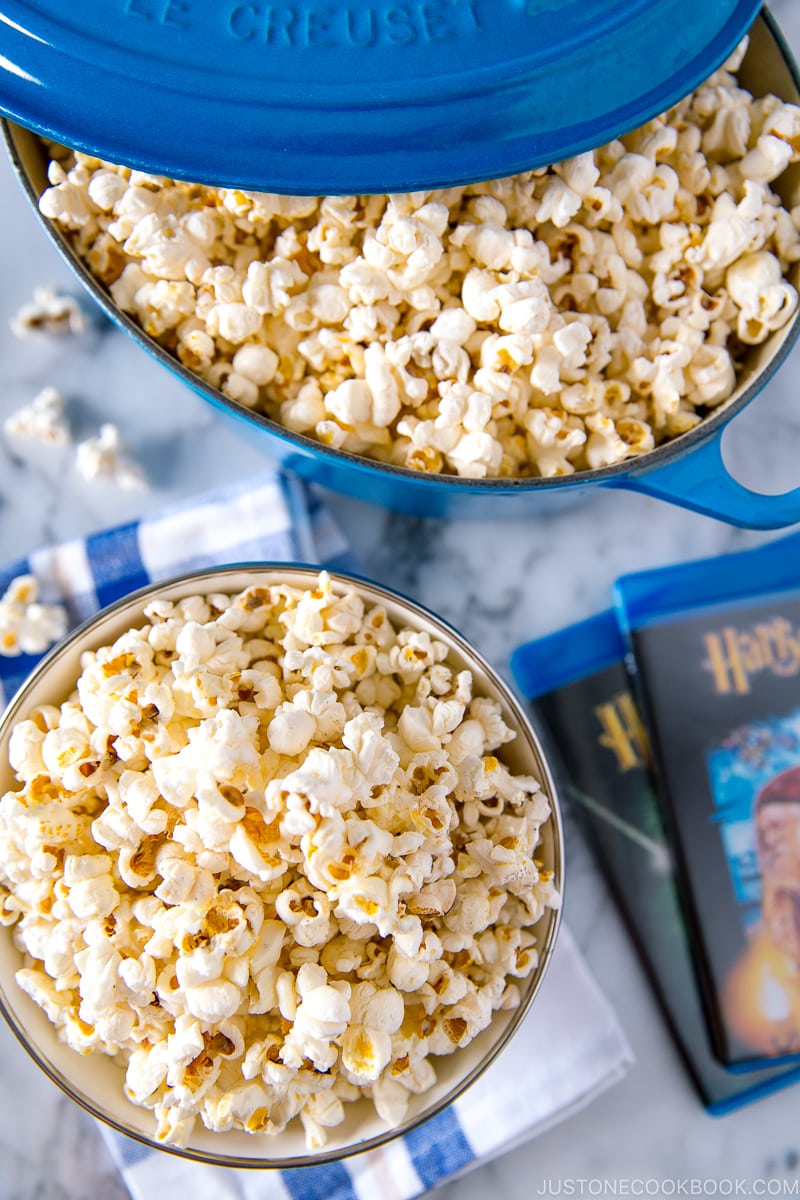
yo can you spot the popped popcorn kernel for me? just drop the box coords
[0,572,558,1149]
[37,37,800,480]
[10,285,85,339]
[4,387,71,447]
[0,574,68,658]
[75,423,148,492]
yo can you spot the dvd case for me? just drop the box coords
[512,609,800,1107]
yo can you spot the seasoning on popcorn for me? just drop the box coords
[0,572,559,1147]
[37,38,800,480]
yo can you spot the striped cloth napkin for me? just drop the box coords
[0,471,351,709]
[0,469,632,1199]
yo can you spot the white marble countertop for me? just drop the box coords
[3,6,800,1192]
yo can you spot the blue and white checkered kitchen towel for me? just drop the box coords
[0,471,352,709]
[0,468,632,1200]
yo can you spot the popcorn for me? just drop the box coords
[524,408,587,477]
[0,572,558,1149]
[37,37,800,481]
[0,573,68,657]
[75,423,148,491]
[4,386,72,446]
[726,250,799,343]
[10,285,85,339]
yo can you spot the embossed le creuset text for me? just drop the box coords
[122,0,485,45]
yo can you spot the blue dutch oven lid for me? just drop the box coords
[0,0,763,194]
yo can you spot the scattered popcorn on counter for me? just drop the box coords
[36,39,800,480]
[0,574,67,657]
[75,423,147,491]
[4,386,71,446]
[10,284,86,339]
[0,573,558,1148]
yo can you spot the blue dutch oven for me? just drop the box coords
[1,1,799,527]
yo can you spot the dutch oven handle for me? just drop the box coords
[616,434,800,531]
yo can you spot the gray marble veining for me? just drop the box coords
[3,1,800,1192]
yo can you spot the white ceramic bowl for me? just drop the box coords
[0,565,563,1168]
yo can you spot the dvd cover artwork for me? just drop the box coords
[513,611,800,1112]
[625,592,800,1070]
[706,711,800,1061]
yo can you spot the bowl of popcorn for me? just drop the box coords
[4,10,800,527]
[0,566,562,1166]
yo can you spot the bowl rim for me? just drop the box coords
[0,562,565,1169]
[3,5,800,496]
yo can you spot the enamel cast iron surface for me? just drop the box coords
[0,0,761,194]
